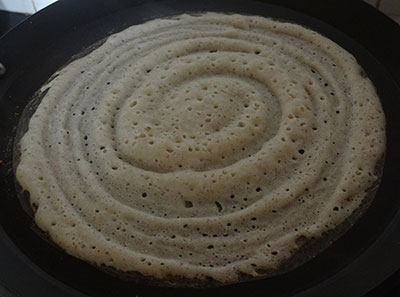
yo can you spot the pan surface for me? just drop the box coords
[0,0,400,296]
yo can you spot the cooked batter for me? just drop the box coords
[16,13,385,285]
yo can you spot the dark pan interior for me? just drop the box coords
[1,1,400,297]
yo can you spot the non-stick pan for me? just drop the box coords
[1,0,400,296]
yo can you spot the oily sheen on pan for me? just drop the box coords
[16,13,385,285]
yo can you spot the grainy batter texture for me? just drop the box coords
[16,13,385,285]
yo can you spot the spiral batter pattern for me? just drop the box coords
[16,13,385,284]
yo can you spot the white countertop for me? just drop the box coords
[0,0,57,14]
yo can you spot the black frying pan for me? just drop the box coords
[1,1,400,296]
